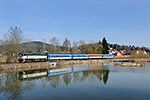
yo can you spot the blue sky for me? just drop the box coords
[0,0,150,47]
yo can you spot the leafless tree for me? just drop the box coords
[62,38,71,53]
[1,26,24,63]
[49,37,61,52]
[78,40,102,54]
[72,40,79,53]
[87,40,102,54]
[78,40,87,53]
[22,38,36,53]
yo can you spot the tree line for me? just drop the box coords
[109,44,150,54]
[0,26,109,63]
[0,26,149,63]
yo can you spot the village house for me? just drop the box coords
[135,50,147,54]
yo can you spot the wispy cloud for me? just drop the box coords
[24,31,65,43]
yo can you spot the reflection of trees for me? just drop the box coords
[0,69,110,99]
[41,77,47,88]
[73,72,81,83]
[103,70,109,84]
[72,70,109,85]
[63,74,72,86]
[73,70,109,85]
[0,72,36,100]
[46,75,61,88]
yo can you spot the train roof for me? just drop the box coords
[18,52,46,54]
[71,53,88,55]
[46,53,72,55]
[46,53,88,55]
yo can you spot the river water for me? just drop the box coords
[0,62,150,100]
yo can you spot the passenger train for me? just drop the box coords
[18,52,114,62]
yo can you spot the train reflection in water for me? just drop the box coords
[19,69,48,80]
[48,65,89,77]
[19,63,105,80]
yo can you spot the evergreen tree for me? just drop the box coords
[98,40,101,44]
[102,37,109,54]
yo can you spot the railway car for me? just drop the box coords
[88,54,102,59]
[101,54,114,58]
[47,53,72,61]
[18,52,47,62]
[72,53,88,59]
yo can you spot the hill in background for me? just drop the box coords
[21,41,63,53]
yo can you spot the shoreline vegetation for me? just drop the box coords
[0,56,150,73]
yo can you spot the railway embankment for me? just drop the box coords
[0,58,150,73]
[0,62,56,73]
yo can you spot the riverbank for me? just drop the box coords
[0,58,150,73]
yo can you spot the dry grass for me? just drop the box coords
[0,56,6,63]
[130,53,150,58]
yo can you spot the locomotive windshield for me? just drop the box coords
[18,53,23,57]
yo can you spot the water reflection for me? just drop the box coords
[1,63,148,100]
[0,72,36,100]
[18,64,109,86]
[0,63,109,99]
